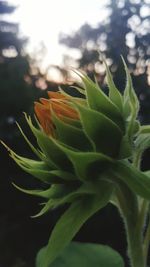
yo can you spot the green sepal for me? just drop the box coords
[122,58,139,140]
[133,120,140,135]
[50,170,76,181]
[10,147,76,184]
[24,115,59,168]
[4,145,61,183]
[33,182,99,218]
[11,156,62,184]
[11,150,76,183]
[69,85,86,96]
[52,140,113,181]
[118,135,132,159]
[59,85,86,98]
[135,125,150,154]
[11,154,51,171]
[16,120,44,160]
[104,60,123,113]
[135,133,150,154]
[40,180,113,267]
[74,102,122,157]
[26,116,73,172]
[77,71,124,132]
[110,161,150,200]
[123,60,139,116]
[118,120,140,159]
[61,117,81,129]
[144,170,150,177]
[13,183,52,198]
[51,111,92,151]
[12,184,66,199]
[139,125,150,134]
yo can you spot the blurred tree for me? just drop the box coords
[0,1,44,142]
[59,0,150,123]
[0,2,48,266]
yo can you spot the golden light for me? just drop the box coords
[9,0,107,67]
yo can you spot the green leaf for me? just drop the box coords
[78,72,124,132]
[52,112,92,151]
[75,102,122,158]
[36,242,124,267]
[104,60,123,113]
[110,161,150,200]
[52,140,113,180]
[37,181,113,267]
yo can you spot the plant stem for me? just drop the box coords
[114,181,146,267]
[143,210,150,265]
[113,150,149,267]
[126,221,145,267]
[133,151,142,170]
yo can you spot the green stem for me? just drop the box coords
[114,182,145,267]
[124,151,147,267]
[137,200,149,236]
[112,150,149,267]
[133,151,150,266]
[143,208,150,265]
[133,151,142,170]
[126,221,145,267]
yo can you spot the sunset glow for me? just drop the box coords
[8,0,108,68]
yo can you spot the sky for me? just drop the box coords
[7,0,108,69]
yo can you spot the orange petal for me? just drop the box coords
[34,102,55,136]
[51,101,79,120]
[40,98,50,106]
[34,90,79,137]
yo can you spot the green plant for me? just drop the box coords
[4,59,150,267]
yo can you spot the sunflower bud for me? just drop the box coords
[5,59,150,267]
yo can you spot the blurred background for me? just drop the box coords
[0,0,149,266]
